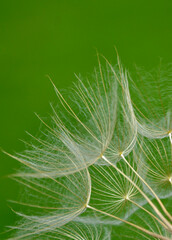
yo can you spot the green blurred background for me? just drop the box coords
[0,0,172,235]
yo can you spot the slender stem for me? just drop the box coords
[87,205,170,240]
[121,153,172,222]
[128,199,168,231]
[102,155,172,232]
[169,133,172,145]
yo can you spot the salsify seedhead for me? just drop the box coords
[2,55,172,240]
[129,64,172,141]
[52,57,137,167]
[35,222,111,240]
[136,136,172,199]
[4,150,91,239]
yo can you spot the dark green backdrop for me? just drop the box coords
[0,0,172,235]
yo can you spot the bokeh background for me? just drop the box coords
[0,0,172,235]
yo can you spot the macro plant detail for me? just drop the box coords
[129,64,172,140]
[3,55,172,240]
